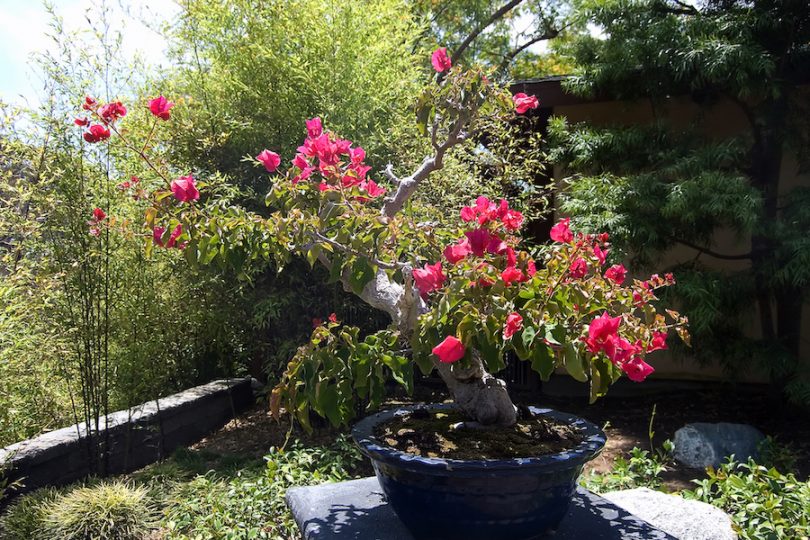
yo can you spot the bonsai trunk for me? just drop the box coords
[433,351,518,426]
[347,268,518,427]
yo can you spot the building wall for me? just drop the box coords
[549,95,809,382]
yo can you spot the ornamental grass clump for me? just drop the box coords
[41,481,154,540]
[75,48,688,433]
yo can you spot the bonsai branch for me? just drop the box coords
[382,109,470,218]
[309,231,403,270]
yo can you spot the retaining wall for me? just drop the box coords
[0,377,255,504]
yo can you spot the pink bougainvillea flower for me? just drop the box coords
[312,133,339,166]
[98,101,127,123]
[328,312,339,324]
[256,149,281,172]
[513,92,539,114]
[665,272,676,284]
[360,179,386,198]
[148,95,174,120]
[460,206,476,222]
[475,195,494,212]
[594,243,608,266]
[605,335,639,365]
[486,235,508,255]
[413,261,446,297]
[622,356,655,382]
[569,257,588,279]
[550,217,573,243]
[92,207,106,221]
[335,138,352,155]
[152,226,166,247]
[351,163,372,180]
[171,174,200,203]
[292,167,313,184]
[526,259,537,277]
[633,291,645,306]
[89,227,100,237]
[74,117,89,127]
[349,146,365,164]
[501,266,526,286]
[166,223,183,248]
[648,331,668,352]
[505,247,517,268]
[82,96,97,110]
[501,208,524,231]
[83,124,111,143]
[432,335,465,364]
[605,264,627,285]
[465,228,491,257]
[503,312,523,340]
[292,153,309,170]
[585,312,622,354]
[306,117,323,138]
[443,238,471,264]
[431,47,452,73]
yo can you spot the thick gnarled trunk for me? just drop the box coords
[433,352,517,426]
[343,267,518,426]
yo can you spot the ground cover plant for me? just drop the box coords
[0,434,362,540]
[685,458,810,540]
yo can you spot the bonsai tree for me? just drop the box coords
[76,51,688,429]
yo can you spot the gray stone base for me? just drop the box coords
[286,477,676,539]
[603,488,737,540]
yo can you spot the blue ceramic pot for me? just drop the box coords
[351,403,606,540]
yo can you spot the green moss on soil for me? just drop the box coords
[373,409,584,460]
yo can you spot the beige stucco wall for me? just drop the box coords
[550,95,809,382]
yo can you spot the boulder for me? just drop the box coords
[603,487,737,540]
[673,423,764,468]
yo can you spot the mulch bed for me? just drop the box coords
[190,381,809,491]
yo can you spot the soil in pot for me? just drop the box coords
[372,407,585,460]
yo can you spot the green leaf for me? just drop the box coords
[563,343,588,382]
[348,257,374,294]
[530,345,555,381]
[521,326,536,349]
[317,383,342,427]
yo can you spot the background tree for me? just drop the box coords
[549,0,810,403]
[412,0,574,75]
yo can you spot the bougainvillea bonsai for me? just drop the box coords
[77,52,688,432]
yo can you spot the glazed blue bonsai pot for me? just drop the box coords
[351,403,606,540]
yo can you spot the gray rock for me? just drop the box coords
[673,423,764,468]
[603,488,737,540]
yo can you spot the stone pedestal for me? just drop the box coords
[286,477,676,540]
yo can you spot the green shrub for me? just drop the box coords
[580,440,674,494]
[162,436,361,540]
[685,458,810,540]
[756,436,800,473]
[0,487,62,540]
[41,481,154,540]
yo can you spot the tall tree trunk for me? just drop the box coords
[748,96,801,387]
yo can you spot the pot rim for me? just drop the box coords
[351,403,607,472]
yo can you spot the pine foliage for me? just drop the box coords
[551,0,810,397]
